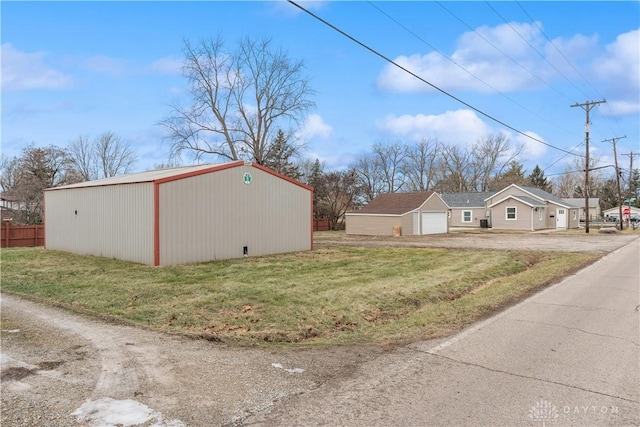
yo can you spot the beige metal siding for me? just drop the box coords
[345,214,401,236]
[401,214,414,235]
[44,183,154,264]
[448,207,487,227]
[568,208,580,229]
[422,194,449,211]
[532,207,546,230]
[158,165,311,265]
[485,186,531,205]
[490,200,534,230]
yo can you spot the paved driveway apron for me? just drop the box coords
[248,238,640,426]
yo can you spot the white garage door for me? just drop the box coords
[421,212,447,234]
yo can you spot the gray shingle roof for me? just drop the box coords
[441,192,495,207]
[511,195,546,207]
[349,192,436,215]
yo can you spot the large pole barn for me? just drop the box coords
[44,161,313,265]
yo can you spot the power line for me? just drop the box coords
[435,1,573,104]
[287,0,585,158]
[516,1,625,139]
[367,1,582,142]
[485,2,591,101]
[542,140,584,172]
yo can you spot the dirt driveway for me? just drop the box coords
[2,231,638,426]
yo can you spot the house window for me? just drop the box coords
[462,210,472,223]
[572,210,577,220]
[538,208,543,221]
[506,206,517,220]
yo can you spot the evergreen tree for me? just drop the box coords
[262,129,301,180]
[529,165,552,192]
[489,160,529,191]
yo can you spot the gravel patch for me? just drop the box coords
[1,295,379,426]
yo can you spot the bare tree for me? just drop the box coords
[353,154,385,203]
[352,141,407,202]
[317,169,360,230]
[469,133,522,192]
[372,141,407,194]
[68,135,97,181]
[1,144,80,223]
[552,165,582,198]
[435,144,471,192]
[94,132,137,179]
[69,132,137,181]
[403,138,440,192]
[162,36,315,165]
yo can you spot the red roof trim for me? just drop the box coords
[250,162,314,192]
[153,161,245,185]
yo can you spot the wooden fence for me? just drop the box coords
[313,219,330,231]
[1,223,45,248]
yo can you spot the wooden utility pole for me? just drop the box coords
[571,99,606,233]
[622,152,640,225]
[603,136,626,230]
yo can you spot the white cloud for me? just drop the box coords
[149,56,183,75]
[82,55,131,77]
[515,131,548,159]
[602,100,640,116]
[1,43,72,90]
[592,29,640,117]
[376,109,491,146]
[296,113,333,140]
[377,22,553,94]
[268,1,328,17]
[377,22,630,96]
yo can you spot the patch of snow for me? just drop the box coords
[1,329,21,333]
[71,398,185,427]
[1,353,39,370]
[271,362,305,374]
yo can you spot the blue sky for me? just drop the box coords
[2,1,639,178]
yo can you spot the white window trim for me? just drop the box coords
[538,208,543,221]
[506,206,517,220]
[461,210,472,223]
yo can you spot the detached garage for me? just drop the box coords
[45,161,313,265]
[345,192,449,236]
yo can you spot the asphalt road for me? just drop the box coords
[247,238,640,426]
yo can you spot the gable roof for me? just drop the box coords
[441,192,495,208]
[488,194,546,208]
[486,184,574,208]
[349,191,439,215]
[564,198,600,208]
[45,161,312,192]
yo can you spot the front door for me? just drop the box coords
[556,208,566,229]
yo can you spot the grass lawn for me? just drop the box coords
[1,246,598,347]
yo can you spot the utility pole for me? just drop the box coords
[571,99,606,233]
[622,152,640,226]
[603,136,626,230]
